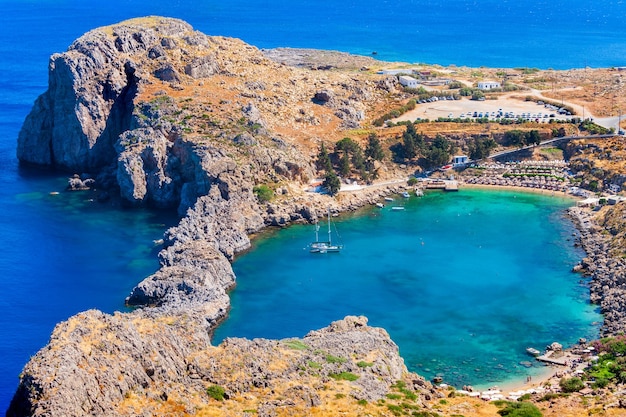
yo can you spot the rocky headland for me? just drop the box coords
[8,16,430,416]
[10,15,626,417]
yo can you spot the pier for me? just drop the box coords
[422,179,459,191]
[536,351,567,366]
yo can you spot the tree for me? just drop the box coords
[323,171,341,195]
[402,123,420,159]
[525,130,541,146]
[423,134,453,168]
[365,133,385,162]
[317,142,332,172]
[504,130,527,147]
[334,137,364,177]
[459,87,473,96]
[335,137,360,154]
[351,146,365,171]
[468,136,497,160]
[471,90,485,101]
[339,152,351,176]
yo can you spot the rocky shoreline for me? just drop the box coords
[569,204,626,337]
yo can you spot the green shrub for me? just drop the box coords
[495,401,542,416]
[283,340,309,350]
[308,361,321,369]
[335,393,346,399]
[387,404,403,416]
[407,177,418,186]
[206,384,226,401]
[253,184,274,203]
[539,393,562,401]
[357,399,368,406]
[386,393,402,400]
[403,390,417,401]
[357,361,374,368]
[325,354,347,364]
[559,377,584,393]
[329,372,359,381]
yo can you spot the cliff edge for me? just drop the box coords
[7,314,433,416]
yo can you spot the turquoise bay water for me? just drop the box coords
[213,189,602,388]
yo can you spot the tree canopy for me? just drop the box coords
[468,136,497,160]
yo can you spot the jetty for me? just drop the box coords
[536,351,567,366]
[422,179,459,191]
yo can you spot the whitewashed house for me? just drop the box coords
[452,155,469,167]
[399,75,419,88]
[477,81,501,90]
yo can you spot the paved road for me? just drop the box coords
[487,134,617,160]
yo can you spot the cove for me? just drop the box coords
[213,188,602,388]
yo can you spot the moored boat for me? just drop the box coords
[526,347,541,357]
[310,207,343,253]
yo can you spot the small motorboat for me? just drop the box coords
[391,206,405,211]
[384,197,394,202]
[402,191,410,198]
[526,347,541,357]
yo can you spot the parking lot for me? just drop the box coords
[396,96,573,122]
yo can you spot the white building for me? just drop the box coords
[477,81,501,90]
[398,75,419,88]
[452,155,469,167]
[377,68,419,75]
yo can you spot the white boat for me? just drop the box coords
[415,188,424,197]
[526,347,541,357]
[402,191,410,198]
[376,202,384,208]
[310,207,343,253]
[384,197,394,202]
[391,206,405,211]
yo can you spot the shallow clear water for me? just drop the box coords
[213,189,602,388]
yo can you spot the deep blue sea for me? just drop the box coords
[0,0,621,411]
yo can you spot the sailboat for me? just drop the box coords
[310,207,343,253]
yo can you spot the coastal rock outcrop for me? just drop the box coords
[17,17,385,214]
[7,315,431,416]
[569,204,626,336]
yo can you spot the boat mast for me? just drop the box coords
[314,220,320,242]
[327,207,332,244]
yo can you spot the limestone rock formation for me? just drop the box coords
[7,315,431,416]
[18,17,359,214]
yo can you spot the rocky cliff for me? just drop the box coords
[7,314,434,417]
[16,16,393,215]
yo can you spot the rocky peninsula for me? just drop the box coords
[9,15,626,417]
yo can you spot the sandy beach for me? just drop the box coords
[461,182,577,200]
